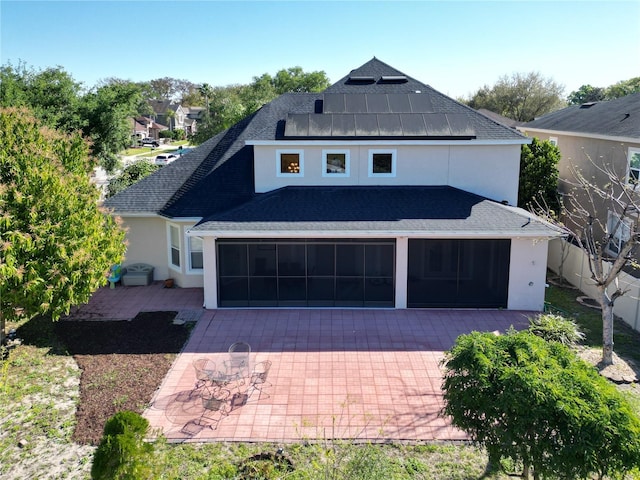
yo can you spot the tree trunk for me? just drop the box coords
[600,286,614,366]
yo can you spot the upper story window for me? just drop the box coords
[168,224,181,270]
[277,150,304,177]
[368,149,397,177]
[628,147,640,185]
[606,210,632,257]
[322,150,350,177]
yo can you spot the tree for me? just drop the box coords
[106,161,159,198]
[165,108,175,131]
[604,77,640,100]
[0,108,126,342]
[79,82,144,172]
[566,84,605,105]
[442,329,640,479]
[191,67,330,145]
[465,72,565,122]
[0,62,84,133]
[537,151,640,365]
[518,138,560,213]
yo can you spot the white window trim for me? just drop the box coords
[627,147,640,185]
[276,149,304,177]
[605,210,632,257]
[368,149,397,178]
[167,223,182,273]
[548,137,558,146]
[322,149,350,177]
[185,234,204,275]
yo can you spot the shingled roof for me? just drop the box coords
[104,58,529,221]
[521,93,640,139]
[191,186,556,237]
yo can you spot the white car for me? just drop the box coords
[154,154,177,166]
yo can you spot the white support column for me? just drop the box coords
[202,237,218,309]
[395,237,408,309]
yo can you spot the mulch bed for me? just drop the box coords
[54,312,191,445]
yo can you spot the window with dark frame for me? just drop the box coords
[326,153,346,174]
[372,153,393,174]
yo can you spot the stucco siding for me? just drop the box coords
[507,237,549,311]
[120,216,204,288]
[254,144,520,204]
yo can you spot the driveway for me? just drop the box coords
[145,308,531,443]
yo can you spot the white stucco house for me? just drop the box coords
[104,58,560,310]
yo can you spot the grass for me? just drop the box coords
[1,279,639,479]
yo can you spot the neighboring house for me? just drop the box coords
[184,106,204,135]
[105,58,559,311]
[518,93,640,332]
[149,99,188,133]
[477,109,522,129]
[130,116,168,141]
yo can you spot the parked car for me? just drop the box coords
[154,154,177,166]
[141,137,160,147]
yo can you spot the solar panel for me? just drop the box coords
[377,114,402,136]
[355,114,380,136]
[345,94,368,113]
[408,94,434,113]
[366,94,390,113]
[447,114,476,137]
[284,114,309,136]
[309,114,333,137]
[387,94,412,113]
[331,115,356,136]
[323,94,345,113]
[423,114,451,136]
[400,114,427,136]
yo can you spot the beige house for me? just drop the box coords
[519,93,640,331]
[105,59,560,311]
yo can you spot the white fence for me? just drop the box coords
[547,238,640,333]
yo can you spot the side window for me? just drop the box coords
[322,150,350,177]
[628,148,640,185]
[276,150,304,177]
[189,236,204,271]
[606,211,632,256]
[548,137,558,146]
[168,224,181,270]
[368,150,396,177]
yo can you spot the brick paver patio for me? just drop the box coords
[69,283,532,443]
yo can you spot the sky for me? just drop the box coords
[1,0,639,99]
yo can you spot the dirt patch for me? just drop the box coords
[577,347,639,384]
[55,311,191,445]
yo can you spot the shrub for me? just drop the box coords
[528,313,585,345]
[158,130,172,139]
[442,330,640,479]
[91,411,156,480]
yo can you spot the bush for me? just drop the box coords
[91,411,156,480]
[442,330,640,479]
[158,130,172,139]
[528,313,585,345]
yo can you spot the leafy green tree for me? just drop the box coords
[0,108,126,341]
[465,72,565,122]
[80,82,144,172]
[0,62,84,132]
[91,411,156,480]
[566,84,605,105]
[518,137,560,214]
[106,161,159,198]
[191,67,330,144]
[605,76,640,99]
[442,329,640,479]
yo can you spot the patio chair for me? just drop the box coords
[198,388,231,430]
[192,358,216,390]
[228,341,251,380]
[248,360,272,400]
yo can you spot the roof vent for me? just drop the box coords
[580,102,598,108]
[347,75,375,84]
[380,75,408,83]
